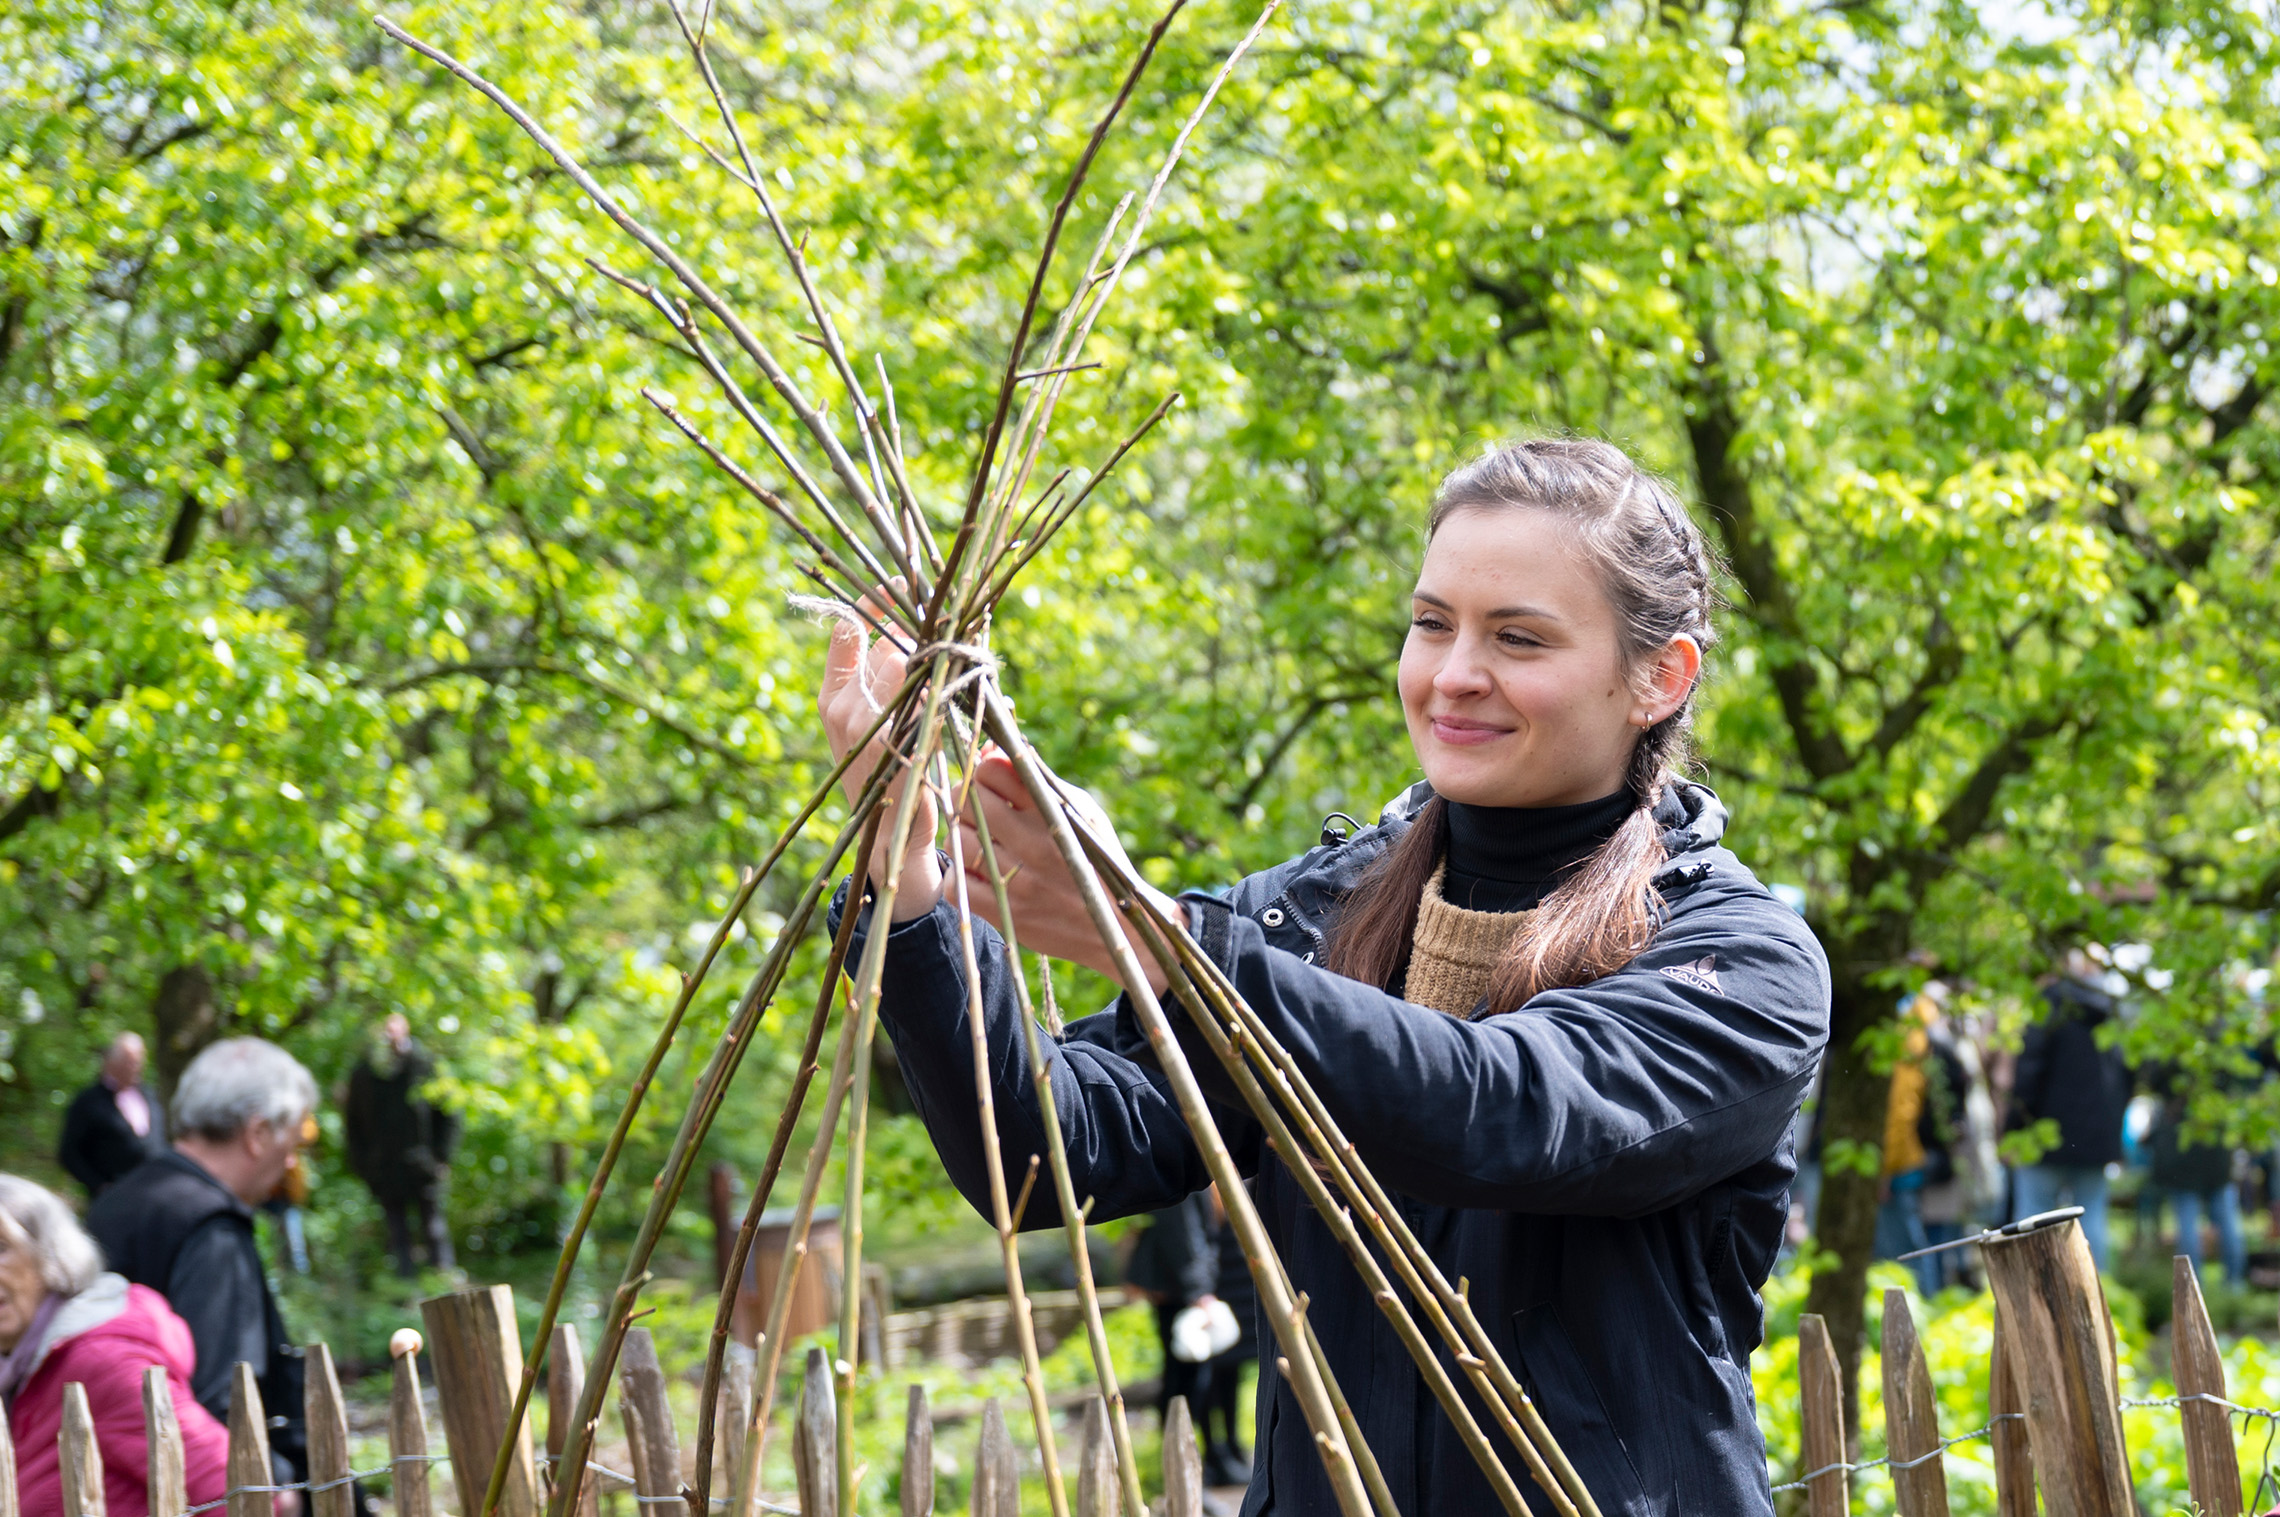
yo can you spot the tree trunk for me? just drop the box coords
[1803,963,1897,1446]
[150,965,221,1100]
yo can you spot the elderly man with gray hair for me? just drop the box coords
[88,1037,317,1487]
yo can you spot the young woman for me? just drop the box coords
[819,438,1831,1515]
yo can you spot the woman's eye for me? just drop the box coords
[1410,614,1448,632]
[1499,631,1543,649]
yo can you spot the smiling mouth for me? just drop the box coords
[1428,716,1513,745]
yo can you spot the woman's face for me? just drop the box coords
[1399,506,1690,808]
[0,1219,48,1353]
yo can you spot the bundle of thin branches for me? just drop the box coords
[374,5,1601,1516]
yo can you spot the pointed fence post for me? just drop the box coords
[1989,1305,2036,1517]
[715,1343,755,1503]
[305,1343,353,1517]
[1980,1216,2133,1517]
[1076,1395,1118,1517]
[61,1383,105,1517]
[1797,1313,1849,1517]
[228,1363,273,1517]
[860,1265,890,1373]
[144,1366,186,1517]
[0,1398,16,1517]
[793,1346,836,1517]
[900,1384,933,1517]
[1881,1289,1951,1517]
[546,1324,599,1517]
[2172,1256,2243,1517]
[971,1398,1017,1517]
[421,1285,542,1517]
[619,1328,683,1509]
[390,1330,434,1517]
[1161,1397,1202,1517]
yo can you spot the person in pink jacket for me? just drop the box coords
[0,1173,232,1517]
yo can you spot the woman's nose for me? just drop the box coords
[1433,637,1493,696]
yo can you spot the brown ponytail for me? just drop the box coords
[1323,438,1720,1013]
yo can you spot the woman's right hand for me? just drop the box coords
[818,598,944,921]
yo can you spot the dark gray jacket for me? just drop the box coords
[2008,977,2132,1169]
[851,780,1829,1514]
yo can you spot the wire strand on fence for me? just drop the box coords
[535,1454,800,1513]
[1768,1412,2028,1493]
[1770,1392,2280,1496]
[165,1454,799,1517]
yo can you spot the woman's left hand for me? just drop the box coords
[952,745,1182,996]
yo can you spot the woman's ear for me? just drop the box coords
[1632,636,1702,727]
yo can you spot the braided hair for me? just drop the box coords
[1324,438,1722,1012]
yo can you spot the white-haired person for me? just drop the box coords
[58,1031,169,1198]
[0,1174,230,1517]
[89,1037,317,1493]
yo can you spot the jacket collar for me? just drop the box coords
[9,1272,129,1391]
[1379,778,1728,864]
[156,1149,254,1218]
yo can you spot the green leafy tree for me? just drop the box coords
[9,0,2279,1447]
[0,0,841,1234]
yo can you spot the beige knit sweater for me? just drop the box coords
[1405,863,1529,1017]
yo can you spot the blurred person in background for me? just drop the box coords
[2145,1070,2248,1285]
[1127,1190,1218,1415]
[343,1012,458,1278]
[2007,949,2133,1270]
[1126,1190,1240,1504]
[0,1174,235,1517]
[87,1037,317,1489]
[58,1032,168,1199]
[1876,987,1970,1296]
[1905,985,1988,1292]
[1946,1002,2007,1278]
[1201,1187,1258,1488]
[260,1111,320,1276]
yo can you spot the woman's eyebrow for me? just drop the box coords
[1411,589,1564,622]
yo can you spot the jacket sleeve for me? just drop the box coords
[1166,1196,1219,1304]
[73,1342,157,1507]
[57,1091,101,1193]
[844,882,1262,1230]
[1168,878,1830,1217]
[166,1218,272,1424]
[2008,1021,2053,1131]
[175,1372,232,1507]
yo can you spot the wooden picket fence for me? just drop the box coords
[2,1283,1208,1517]
[40,1224,2256,1517]
[1783,1234,2270,1517]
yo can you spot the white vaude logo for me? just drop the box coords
[1660,956,1722,995]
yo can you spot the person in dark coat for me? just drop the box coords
[342,1014,458,1278]
[2007,953,2133,1269]
[87,1037,317,1495]
[818,440,1832,1515]
[57,1033,168,1198]
[1202,1188,1259,1488]
[1124,1194,1224,1458]
[2145,1067,2247,1283]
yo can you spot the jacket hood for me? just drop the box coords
[16,1272,129,1385]
[2045,974,2118,1021]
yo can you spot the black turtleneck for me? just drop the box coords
[1440,789,1635,913]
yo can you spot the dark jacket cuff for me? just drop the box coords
[825,853,952,940]
[1177,890,1237,975]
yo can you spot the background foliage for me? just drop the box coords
[4,0,2278,1450]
